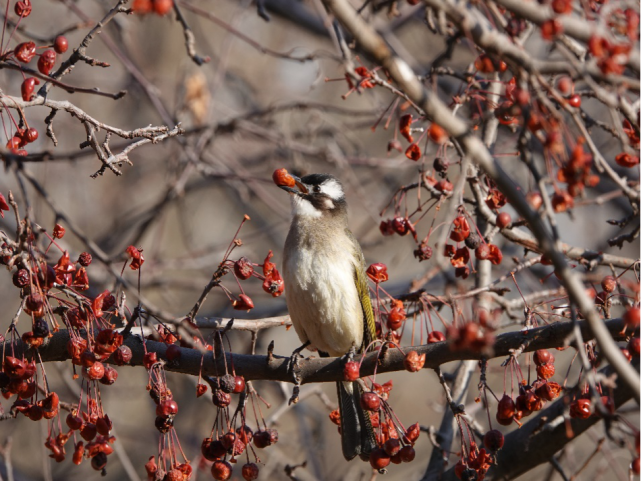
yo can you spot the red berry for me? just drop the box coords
[428,331,446,343]
[497,394,515,419]
[234,257,254,280]
[624,307,640,329]
[156,399,178,417]
[405,143,421,161]
[601,275,617,293]
[533,349,554,366]
[53,223,65,239]
[14,0,31,17]
[536,363,555,380]
[496,212,511,229]
[557,77,573,94]
[475,244,490,260]
[66,412,83,430]
[37,49,56,75]
[24,128,38,143]
[343,361,360,381]
[568,94,581,108]
[21,77,39,101]
[242,463,259,480]
[403,350,425,372]
[99,365,118,385]
[369,448,391,470]
[403,423,420,444]
[428,123,448,144]
[628,337,640,357]
[366,263,389,283]
[360,392,381,411]
[569,399,591,419]
[483,429,504,451]
[615,153,639,168]
[233,375,246,394]
[14,41,36,63]
[53,36,68,54]
[80,422,97,441]
[399,445,416,462]
[633,458,640,475]
[384,438,401,456]
[152,0,173,15]
[84,361,105,381]
[211,460,232,481]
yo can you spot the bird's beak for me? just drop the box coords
[279,175,309,196]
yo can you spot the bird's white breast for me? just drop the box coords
[283,228,363,357]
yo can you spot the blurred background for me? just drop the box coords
[0,0,638,480]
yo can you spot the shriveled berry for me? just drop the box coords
[536,363,555,380]
[212,390,231,407]
[155,415,173,433]
[14,41,36,62]
[272,168,296,187]
[475,244,490,260]
[12,269,30,288]
[601,275,617,293]
[219,374,236,393]
[78,252,92,266]
[343,361,360,381]
[234,257,254,280]
[433,157,449,173]
[360,392,381,411]
[465,233,481,250]
[569,399,591,419]
[628,337,640,357]
[113,345,132,365]
[403,350,425,372]
[99,366,118,385]
[428,331,446,343]
[37,49,56,75]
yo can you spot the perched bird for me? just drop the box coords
[277,172,377,461]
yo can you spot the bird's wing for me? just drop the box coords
[347,229,377,352]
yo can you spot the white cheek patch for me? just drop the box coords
[320,179,344,201]
[323,198,335,210]
[291,195,321,218]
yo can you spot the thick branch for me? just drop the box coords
[4,318,628,383]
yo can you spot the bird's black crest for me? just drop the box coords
[301,173,337,186]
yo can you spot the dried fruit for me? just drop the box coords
[37,49,56,75]
[483,429,504,451]
[360,392,381,411]
[569,398,591,419]
[272,168,296,187]
[496,212,511,229]
[403,350,425,372]
[14,42,36,63]
[405,143,421,161]
[343,361,360,381]
[366,263,389,283]
[369,448,391,470]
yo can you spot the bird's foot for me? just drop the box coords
[287,341,310,405]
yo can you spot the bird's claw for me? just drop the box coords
[287,341,309,405]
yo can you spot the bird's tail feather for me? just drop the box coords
[337,381,377,461]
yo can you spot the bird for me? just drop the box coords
[276,172,378,461]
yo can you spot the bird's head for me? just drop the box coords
[277,172,347,219]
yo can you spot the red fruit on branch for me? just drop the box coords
[569,399,591,419]
[233,294,254,311]
[54,36,68,54]
[624,307,640,328]
[156,399,178,417]
[14,42,36,62]
[405,143,421,161]
[450,216,470,242]
[533,349,554,366]
[366,263,389,283]
[403,350,426,372]
[615,152,639,168]
[211,460,232,481]
[483,429,504,451]
[234,257,254,279]
[601,275,617,293]
[428,123,448,143]
[242,463,259,480]
[428,331,446,343]
[15,0,31,17]
[360,392,381,411]
[399,445,416,462]
[496,212,511,229]
[343,361,360,381]
[497,394,515,419]
[536,363,555,380]
[369,448,391,470]
[21,77,39,101]
[399,114,413,142]
[37,49,57,75]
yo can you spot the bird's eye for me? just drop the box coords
[313,185,321,193]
